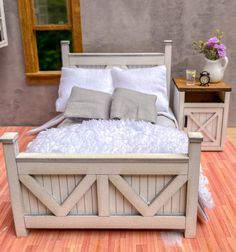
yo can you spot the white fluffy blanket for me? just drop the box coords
[27,119,214,216]
[27,119,188,154]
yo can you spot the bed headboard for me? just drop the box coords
[60,40,172,98]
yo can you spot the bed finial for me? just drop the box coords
[61,41,70,67]
[0,132,19,144]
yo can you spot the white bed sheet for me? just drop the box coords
[27,108,178,136]
[58,109,178,129]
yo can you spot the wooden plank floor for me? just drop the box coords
[227,128,236,146]
[0,127,236,252]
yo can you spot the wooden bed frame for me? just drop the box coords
[0,40,203,238]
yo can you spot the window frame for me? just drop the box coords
[0,0,8,48]
[18,0,83,84]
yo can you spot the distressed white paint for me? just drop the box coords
[0,132,202,238]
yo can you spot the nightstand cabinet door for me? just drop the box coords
[184,108,223,150]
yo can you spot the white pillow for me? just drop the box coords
[111,66,169,112]
[56,67,113,112]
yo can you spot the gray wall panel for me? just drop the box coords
[0,0,235,125]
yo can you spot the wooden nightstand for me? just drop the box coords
[172,77,232,151]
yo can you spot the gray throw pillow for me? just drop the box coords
[110,88,157,123]
[64,87,112,120]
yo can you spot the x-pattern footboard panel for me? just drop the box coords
[19,173,188,218]
[109,175,187,217]
[0,131,203,237]
[19,174,97,216]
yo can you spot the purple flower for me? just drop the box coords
[214,43,227,58]
[207,37,219,47]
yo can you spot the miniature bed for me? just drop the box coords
[0,40,203,238]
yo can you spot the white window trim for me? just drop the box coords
[0,0,8,48]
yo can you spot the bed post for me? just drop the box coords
[61,40,70,67]
[0,132,28,236]
[185,132,203,238]
[164,40,172,99]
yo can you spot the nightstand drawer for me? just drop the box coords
[184,107,223,150]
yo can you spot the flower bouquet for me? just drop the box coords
[193,30,228,82]
[193,29,226,60]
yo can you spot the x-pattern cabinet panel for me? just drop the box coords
[173,78,231,151]
[184,107,223,148]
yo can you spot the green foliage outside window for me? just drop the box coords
[36,30,72,71]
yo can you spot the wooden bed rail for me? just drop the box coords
[0,131,203,238]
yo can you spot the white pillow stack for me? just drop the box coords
[111,66,169,112]
[56,65,169,113]
[56,67,113,112]
[30,66,170,135]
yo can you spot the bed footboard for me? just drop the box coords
[0,132,202,238]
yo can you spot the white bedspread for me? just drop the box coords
[27,119,188,154]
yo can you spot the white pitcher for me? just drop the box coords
[203,56,228,83]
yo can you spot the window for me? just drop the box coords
[18,0,83,84]
[0,0,8,48]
